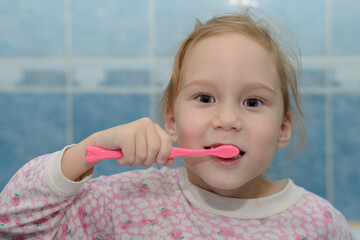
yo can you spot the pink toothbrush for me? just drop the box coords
[85,145,240,163]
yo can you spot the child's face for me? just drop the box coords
[165,33,292,198]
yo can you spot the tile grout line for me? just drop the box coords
[148,0,158,122]
[65,0,74,145]
[325,0,334,205]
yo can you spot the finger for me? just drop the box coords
[154,123,173,165]
[131,126,148,167]
[117,126,136,166]
[142,123,161,167]
[117,139,135,166]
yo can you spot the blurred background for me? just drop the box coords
[0,0,359,232]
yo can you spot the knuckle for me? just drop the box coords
[140,117,152,125]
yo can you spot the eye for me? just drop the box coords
[196,94,215,103]
[243,98,262,107]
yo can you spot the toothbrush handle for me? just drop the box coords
[85,146,202,163]
[85,146,123,162]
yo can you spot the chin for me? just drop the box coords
[186,163,252,194]
[202,175,246,193]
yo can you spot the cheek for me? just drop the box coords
[175,111,206,147]
[251,118,282,150]
[248,124,280,171]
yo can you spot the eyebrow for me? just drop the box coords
[241,82,277,95]
[182,79,277,94]
[182,79,216,90]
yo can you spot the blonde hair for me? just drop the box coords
[161,8,306,155]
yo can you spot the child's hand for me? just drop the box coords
[62,118,174,181]
[94,118,174,167]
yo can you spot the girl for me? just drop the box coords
[0,9,354,239]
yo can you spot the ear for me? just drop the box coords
[277,112,292,149]
[164,108,178,142]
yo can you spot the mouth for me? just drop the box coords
[204,144,245,160]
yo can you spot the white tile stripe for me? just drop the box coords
[325,0,334,204]
[148,0,158,121]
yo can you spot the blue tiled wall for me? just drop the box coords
[0,0,359,221]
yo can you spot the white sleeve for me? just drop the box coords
[44,145,94,197]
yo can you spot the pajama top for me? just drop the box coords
[0,146,355,239]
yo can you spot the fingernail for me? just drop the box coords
[165,159,175,166]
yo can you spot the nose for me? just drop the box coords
[212,105,242,131]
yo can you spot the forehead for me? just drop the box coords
[180,33,279,88]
